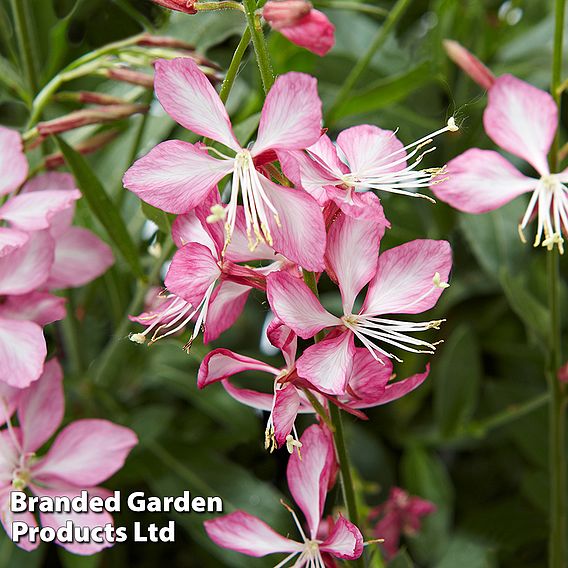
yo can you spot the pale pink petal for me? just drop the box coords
[33,420,137,486]
[222,381,275,411]
[0,228,28,258]
[296,330,355,395]
[34,486,114,555]
[267,271,340,339]
[267,319,297,368]
[253,72,323,155]
[0,430,19,482]
[363,240,452,316]
[0,127,28,197]
[123,140,233,214]
[0,292,66,325]
[484,74,557,175]
[164,242,221,306]
[326,186,390,223]
[278,10,335,57]
[204,511,301,556]
[443,40,495,90]
[272,384,301,446]
[18,359,64,453]
[0,488,39,551]
[198,348,279,389]
[46,227,113,289]
[154,58,240,151]
[309,133,349,176]
[325,213,384,313]
[0,190,80,231]
[0,384,21,425]
[337,125,406,178]
[379,366,430,406]
[260,175,326,271]
[0,318,46,388]
[432,149,536,213]
[0,231,54,295]
[320,515,364,560]
[203,280,251,343]
[287,424,334,538]
[225,207,279,262]
[171,210,216,253]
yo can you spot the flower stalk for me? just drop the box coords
[243,0,275,92]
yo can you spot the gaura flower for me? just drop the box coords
[0,359,138,554]
[123,58,326,270]
[198,320,430,451]
[263,1,335,57]
[280,119,459,221]
[267,213,451,394]
[433,74,568,252]
[204,424,364,567]
[0,127,28,197]
[370,487,436,559]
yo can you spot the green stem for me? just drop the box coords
[60,290,86,376]
[314,0,388,17]
[10,0,38,97]
[219,28,252,103]
[326,0,414,123]
[194,0,245,11]
[243,0,274,92]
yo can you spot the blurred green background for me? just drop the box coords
[0,0,567,566]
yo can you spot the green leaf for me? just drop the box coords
[389,549,414,568]
[435,535,497,568]
[59,549,101,568]
[434,325,482,437]
[141,202,173,235]
[56,136,145,279]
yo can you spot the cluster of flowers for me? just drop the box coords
[124,56,448,560]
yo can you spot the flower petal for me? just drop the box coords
[46,227,114,289]
[171,210,217,253]
[432,148,536,213]
[154,58,240,151]
[379,366,430,406]
[123,140,232,214]
[267,319,297,369]
[18,359,64,453]
[0,228,28,258]
[222,381,275,411]
[0,292,66,326]
[33,420,137,486]
[278,10,335,57]
[296,330,355,395]
[326,186,390,223]
[0,317,46,388]
[0,384,21,425]
[272,384,301,447]
[0,488,39,551]
[362,240,452,316]
[267,271,340,339]
[342,348,391,405]
[483,74,557,175]
[204,511,301,556]
[320,515,364,560]
[253,72,323,155]
[0,126,28,197]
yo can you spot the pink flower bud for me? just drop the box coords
[137,34,196,51]
[151,0,197,14]
[263,0,312,29]
[54,91,127,106]
[443,40,496,90]
[106,67,155,88]
[558,362,568,384]
[45,130,120,169]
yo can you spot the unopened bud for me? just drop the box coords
[558,362,568,384]
[152,0,197,14]
[263,0,312,29]
[106,67,155,88]
[45,130,120,169]
[137,34,196,51]
[443,40,496,90]
[54,91,127,106]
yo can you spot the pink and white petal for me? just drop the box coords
[225,207,279,262]
[0,430,19,482]
[320,515,364,560]
[267,271,340,339]
[222,381,275,412]
[204,511,301,556]
[123,140,233,214]
[325,212,383,313]
[279,10,335,57]
[164,242,221,306]
[0,384,21,425]
[0,488,40,551]
[0,190,81,231]
[47,227,114,289]
[0,127,28,197]
[378,366,429,406]
[0,228,28,258]
[260,175,326,271]
[363,239,452,316]
[309,133,349,177]
[33,420,138,486]
[267,319,297,369]
[287,424,334,538]
[0,292,66,326]
[154,58,240,151]
[198,348,279,389]
[343,348,391,406]
[0,231,54,295]
[336,125,406,178]
[296,330,355,395]
[0,318,46,388]
[203,280,250,343]
[432,149,536,213]
[272,384,301,447]
[171,210,216,253]
[18,359,64,453]
[327,187,390,224]
[253,72,323,155]
[484,74,557,175]
[34,486,114,555]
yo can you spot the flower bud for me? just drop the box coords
[105,67,155,88]
[443,40,496,90]
[137,34,196,52]
[263,0,312,29]
[558,362,568,384]
[54,91,127,106]
[152,0,197,14]
[45,130,120,169]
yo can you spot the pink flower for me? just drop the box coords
[433,74,567,252]
[370,487,436,558]
[0,360,138,554]
[123,58,326,270]
[151,0,197,14]
[0,127,28,197]
[281,119,458,221]
[267,212,451,394]
[443,40,496,90]
[205,424,363,566]
[263,1,335,57]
